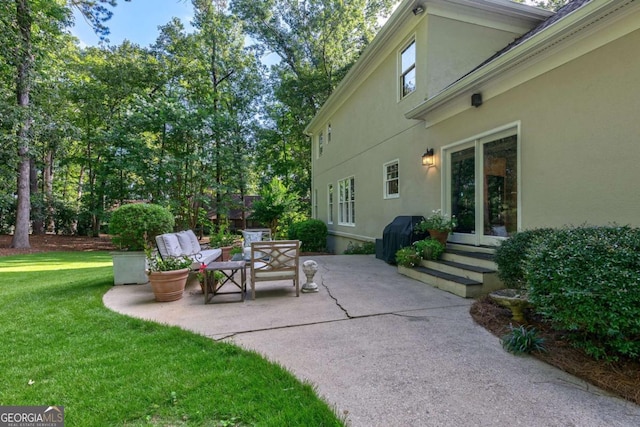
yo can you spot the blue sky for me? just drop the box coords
[71,0,194,47]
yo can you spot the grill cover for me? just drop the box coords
[381,216,426,264]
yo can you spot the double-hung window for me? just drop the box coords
[400,39,416,98]
[327,184,334,224]
[384,160,399,199]
[318,131,324,157]
[338,177,355,226]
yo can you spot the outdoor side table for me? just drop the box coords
[204,260,246,304]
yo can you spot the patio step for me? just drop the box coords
[397,245,503,298]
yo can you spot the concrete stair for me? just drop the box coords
[397,244,504,298]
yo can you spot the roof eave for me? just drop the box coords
[405,0,618,121]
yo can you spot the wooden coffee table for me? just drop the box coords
[203,260,246,304]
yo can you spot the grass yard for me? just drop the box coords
[0,252,343,426]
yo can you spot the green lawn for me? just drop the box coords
[0,252,343,426]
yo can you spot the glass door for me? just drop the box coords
[444,127,519,246]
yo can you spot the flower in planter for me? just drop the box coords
[415,209,457,233]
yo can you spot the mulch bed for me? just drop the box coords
[470,296,640,405]
[0,234,116,257]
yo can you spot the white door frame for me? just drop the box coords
[441,122,522,246]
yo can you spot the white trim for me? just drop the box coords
[338,175,356,226]
[383,159,400,199]
[406,0,639,124]
[441,121,521,246]
[329,230,375,242]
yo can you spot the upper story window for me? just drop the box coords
[327,123,332,144]
[384,160,399,199]
[338,176,355,226]
[400,39,416,99]
[318,131,324,157]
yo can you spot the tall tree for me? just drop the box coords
[231,0,396,212]
[8,0,129,248]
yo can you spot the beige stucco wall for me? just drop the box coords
[313,7,640,254]
[311,10,530,253]
[426,27,640,231]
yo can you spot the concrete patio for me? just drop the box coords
[104,255,640,426]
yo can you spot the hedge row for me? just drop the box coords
[495,226,640,360]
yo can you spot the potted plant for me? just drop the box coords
[413,239,445,260]
[414,209,457,245]
[109,203,174,285]
[194,263,224,293]
[209,222,239,261]
[146,250,192,302]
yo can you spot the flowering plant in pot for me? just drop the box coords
[414,210,457,245]
[146,249,192,302]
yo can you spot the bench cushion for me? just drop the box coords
[157,233,182,258]
[177,230,201,255]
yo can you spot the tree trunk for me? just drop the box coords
[11,0,33,249]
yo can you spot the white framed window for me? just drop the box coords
[338,176,355,226]
[384,160,399,199]
[327,123,332,144]
[327,184,334,224]
[318,131,324,157]
[400,39,416,99]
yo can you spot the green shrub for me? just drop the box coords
[413,239,445,260]
[343,241,376,255]
[395,247,421,267]
[109,203,174,251]
[494,228,553,288]
[526,226,640,360]
[289,219,327,252]
[501,324,546,355]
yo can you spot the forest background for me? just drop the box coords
[1,0,563,248]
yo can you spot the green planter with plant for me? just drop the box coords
[109,203,174,285]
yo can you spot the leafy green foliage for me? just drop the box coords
[250,177,297,237]
[343,241,376,255]
[289,218,327,252]
[414,210,456,233]
[501,324,546,355]
[526,226,640,360]
[109,203,174,251]
[413,239,445,260]
[494,228,553,288]
[395,246,421,268]
[146,252,192,272]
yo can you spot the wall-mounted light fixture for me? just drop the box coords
[412,5,425,15]
[471,93,483,107]
[422,148,435,167]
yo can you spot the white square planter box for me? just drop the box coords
[111,251,149,285]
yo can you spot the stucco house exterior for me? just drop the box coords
[306,0,640,255]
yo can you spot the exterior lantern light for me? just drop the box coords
[422,148,435,167]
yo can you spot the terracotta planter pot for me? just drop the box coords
[148,268,190,302]
[220,245,232,261]
[428,230,449,246]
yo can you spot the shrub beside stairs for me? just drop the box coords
[397,243,504,298]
